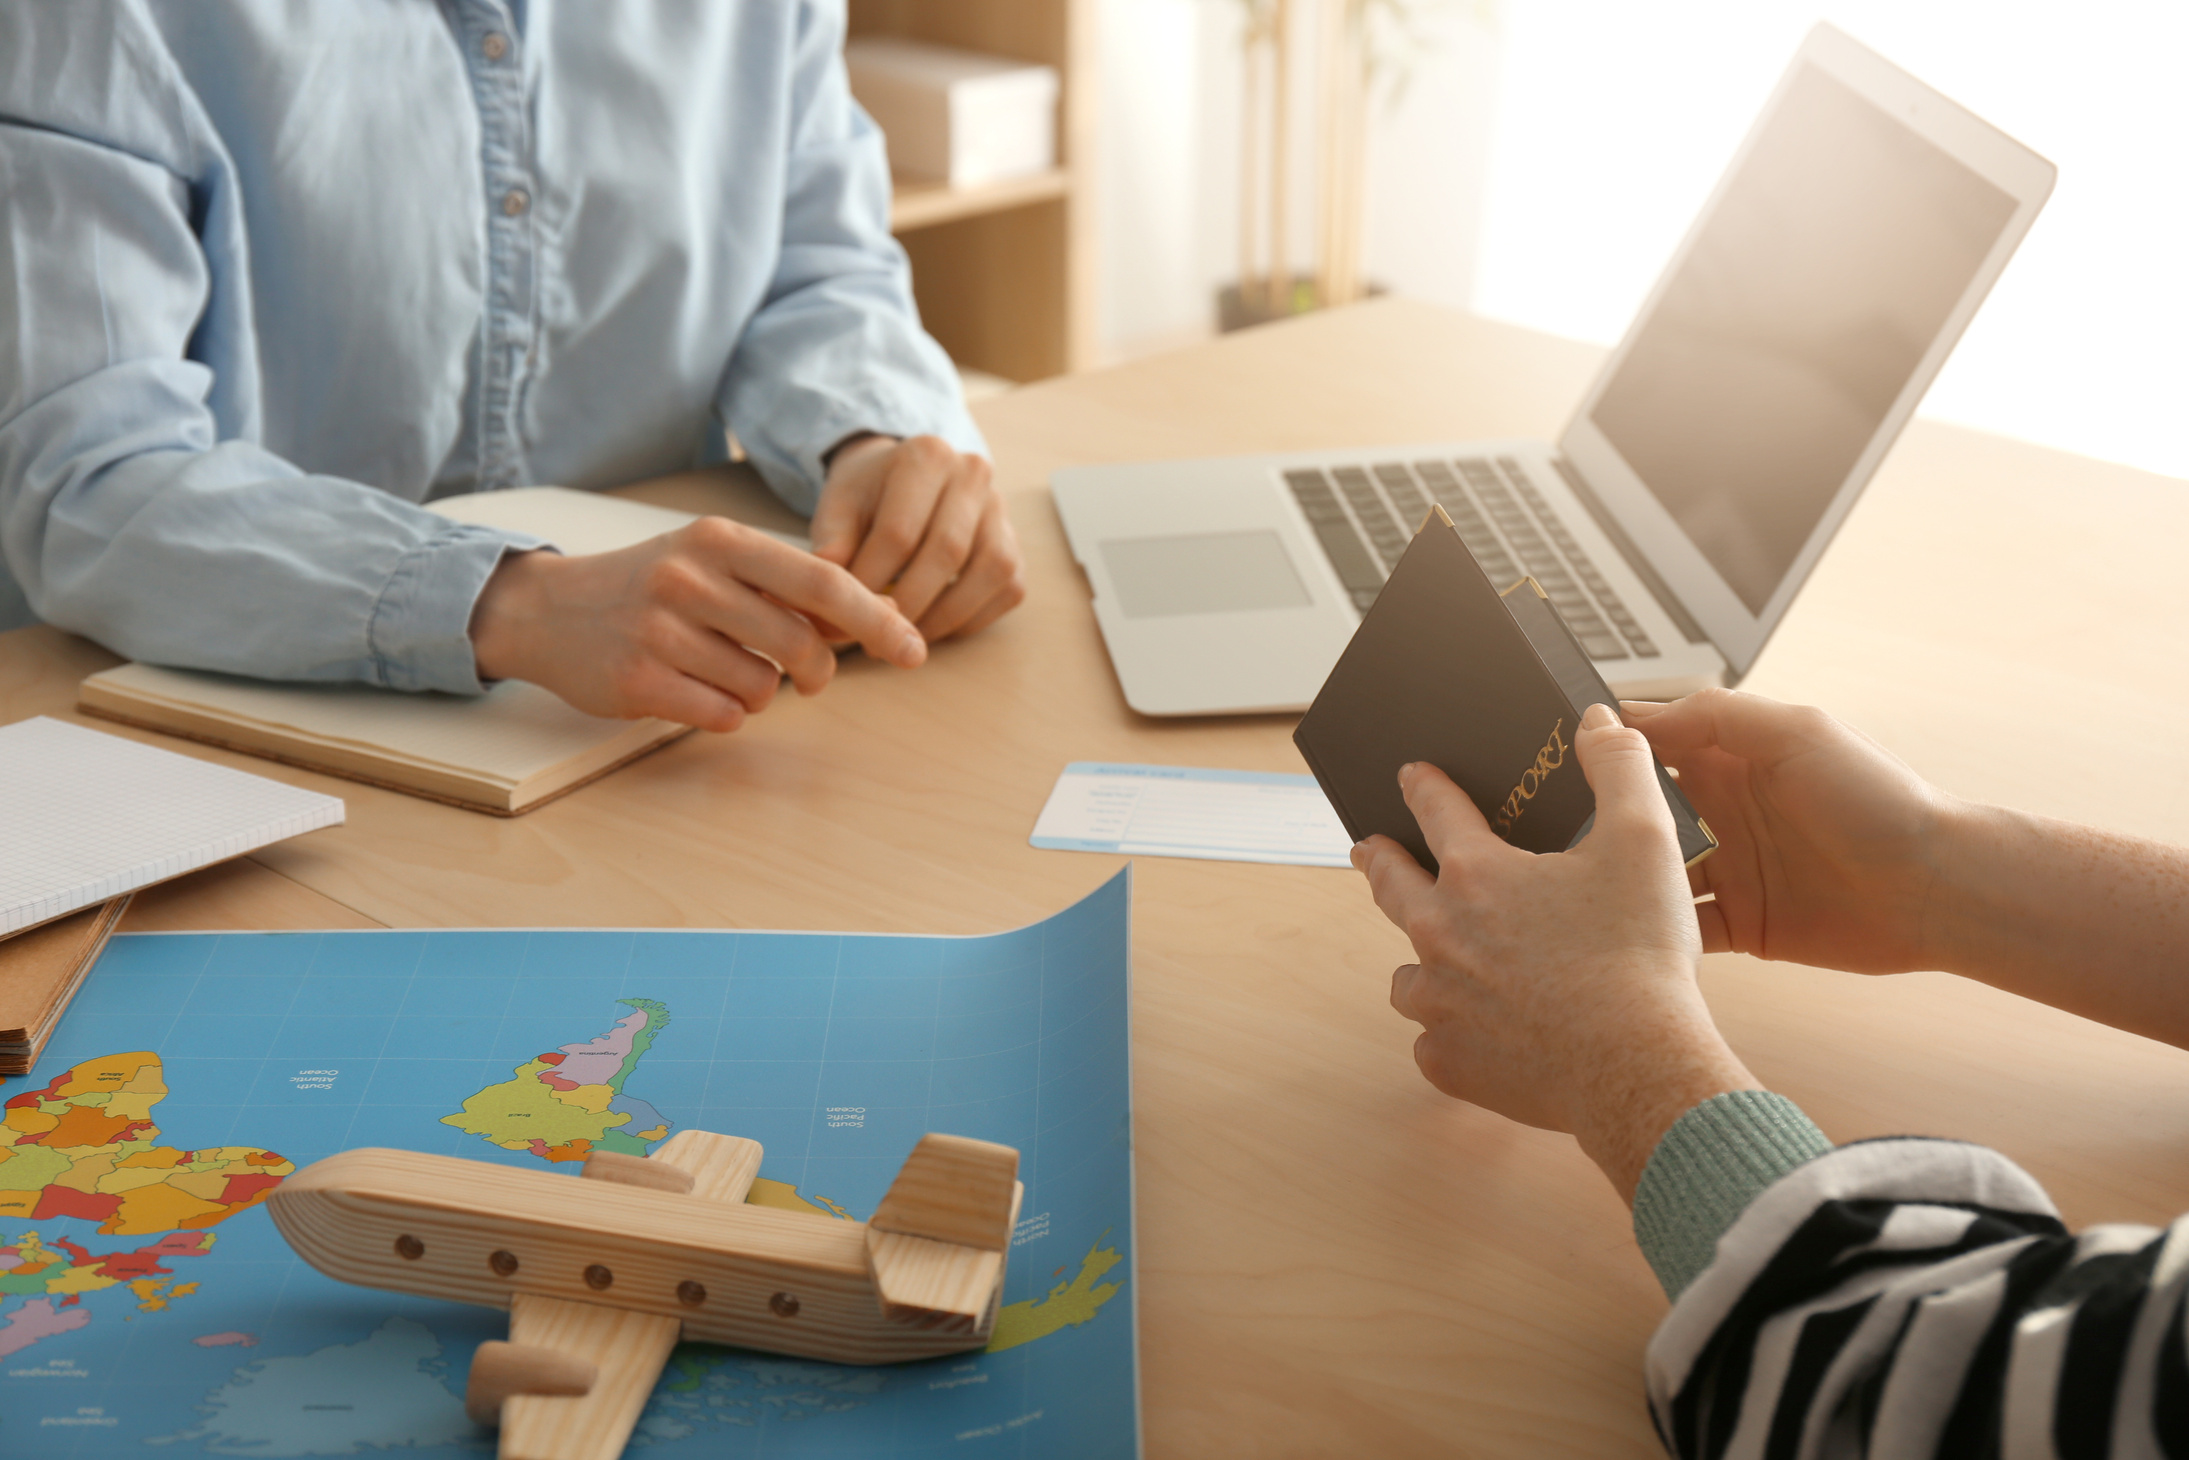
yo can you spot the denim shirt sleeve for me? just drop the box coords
[2,2,974,686]
[716,0,988,515]
[0,11,545,693]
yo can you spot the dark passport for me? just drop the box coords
[1292,505,1715,872]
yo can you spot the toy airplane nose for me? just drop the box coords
[269,1129,1021,1460]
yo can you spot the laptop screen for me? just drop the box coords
[1585,64,2017,616]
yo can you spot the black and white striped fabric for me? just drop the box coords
[1645,1138,2189,1458]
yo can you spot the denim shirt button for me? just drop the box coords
[480,31,509,61]
[501,187,531,217]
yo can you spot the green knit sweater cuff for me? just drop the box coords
[1632,1090,1833,1299]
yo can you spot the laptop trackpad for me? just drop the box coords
[1100,532,1313,619]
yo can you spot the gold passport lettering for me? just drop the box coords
[1492,719,1568,836]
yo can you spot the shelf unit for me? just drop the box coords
[849,0,1095,382]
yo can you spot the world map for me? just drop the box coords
[435,998,1125,1358]
[0,871,1137,1456]
[0,1052,293,1233]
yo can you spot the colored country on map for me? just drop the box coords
[440,999,880,1221]
[632,1235,1124,1444]
[746,1177,852,1220]
[0,1230,213,1352]
[0,1297,86,1356]
[987,1236,1124,1352]
[0,1053,295,1234]
[443,998,676,1161]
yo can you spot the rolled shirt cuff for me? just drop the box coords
[1633,1090,1835,1300]
[743,391,989,517]
[365,522,550,695]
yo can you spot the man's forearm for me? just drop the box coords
[1933,802,2189,1046]
[1570,989,1763,1206]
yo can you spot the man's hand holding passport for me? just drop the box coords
[1294,505,1716,873]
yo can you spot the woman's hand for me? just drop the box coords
[1623,689,1957,975]
[1353,703,1757,1201]
[469,517,926,732]
[809,434,1026,641]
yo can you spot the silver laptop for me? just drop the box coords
[1053,25,2055,715]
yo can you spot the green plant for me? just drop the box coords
[1221,0,1498,318]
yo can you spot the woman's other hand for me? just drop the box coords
[809,434,1026,642]
[469,519,926,732]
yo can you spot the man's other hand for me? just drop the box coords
[469,519,926,732]
[1353,702,1757,1201]
[1623,689,1955,976]
[809,434,1026,641]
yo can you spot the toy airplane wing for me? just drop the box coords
[269,1128,1021,1460]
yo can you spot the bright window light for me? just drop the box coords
[1473,0,2189,479]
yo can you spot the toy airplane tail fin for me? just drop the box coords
[866,1133,1023,1331]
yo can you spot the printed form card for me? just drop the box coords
[1030,762,1353,868]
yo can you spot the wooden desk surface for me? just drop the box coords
[6,298,2189,1457]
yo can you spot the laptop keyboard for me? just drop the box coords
[1283,456,1659,661]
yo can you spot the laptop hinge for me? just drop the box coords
[1549,456,1710,647]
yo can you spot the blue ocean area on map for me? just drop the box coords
[0,871,1135,1459]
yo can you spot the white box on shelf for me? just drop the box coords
[845,37,1058,188]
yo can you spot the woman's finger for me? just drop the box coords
[848,436,952,591]
[686,521,926,672]
[916,500,1026,640]
[651,549,840,693]
[808,482,874,568]
[609,654,749,733]
[657,618,787,716]
[890,464,989,622]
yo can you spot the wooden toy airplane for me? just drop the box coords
[268,1129,1021,1460]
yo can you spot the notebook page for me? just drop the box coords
[427,486,698,552]
[426,485,812,552]
[0,717,345,935]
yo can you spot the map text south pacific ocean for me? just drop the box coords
[0,1053,294,1234]
[443,998,674,1162]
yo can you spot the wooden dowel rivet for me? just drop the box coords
[488,1249,518,1277]
[770,1291,800,1318]
[394,1234,424,1261]
[584,1264,614,1291]
[677,1280,706,1307]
